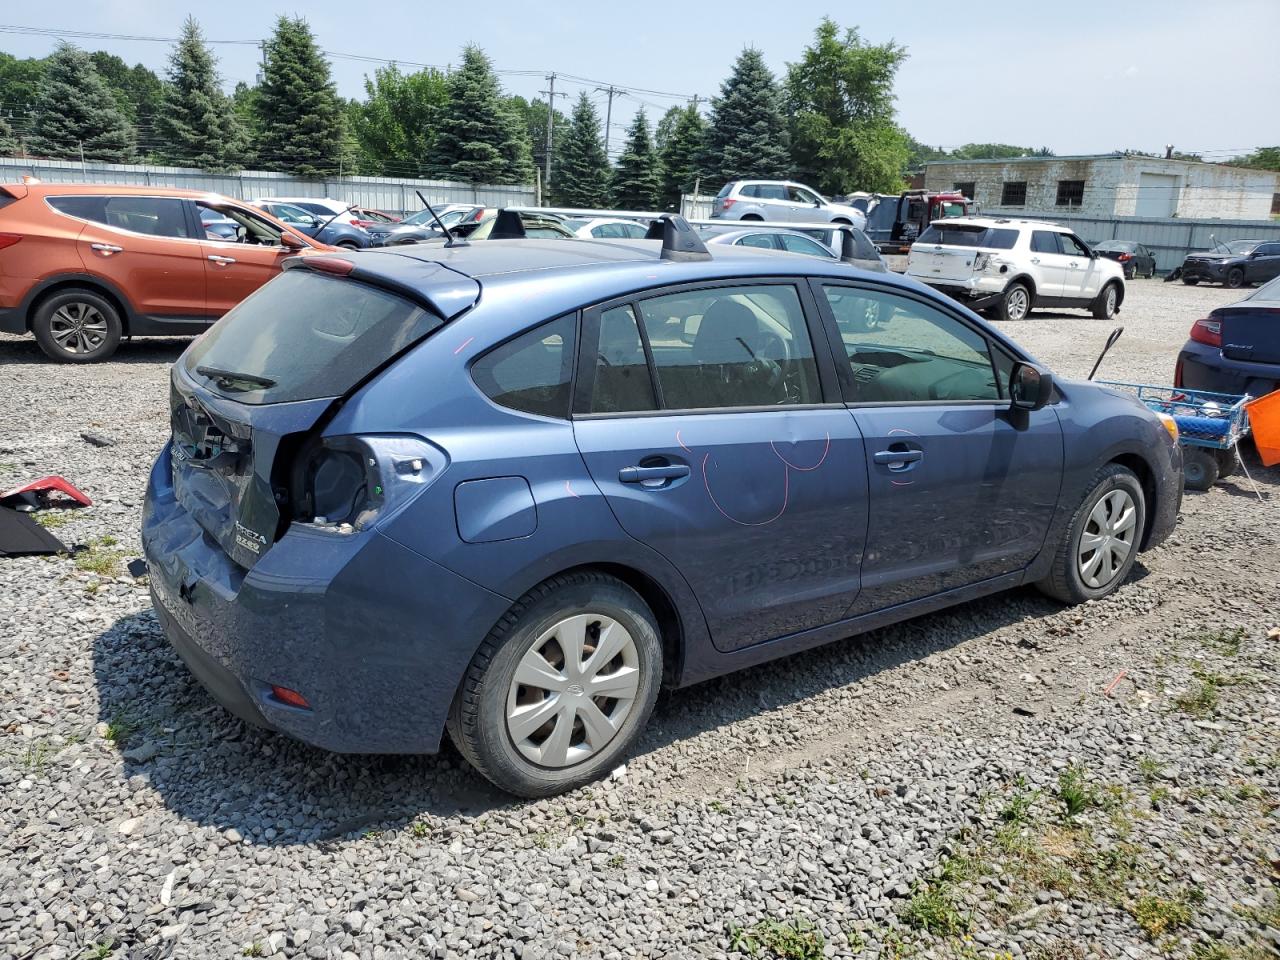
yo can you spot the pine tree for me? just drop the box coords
[657,104,707,211]
[551,92,611,207]
[27,44,135,162]
[254,17,346,176]
[155,18,246,170]
[429,45,533,184]
[611,108,661,210]
[704,48,790,189]
[0,116,18,156]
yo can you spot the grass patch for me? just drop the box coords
[1192,626,1246,657]
[606,853,625,868]
[103,709,141,747]
[902,882,969,937]
[1137,756,1164,783]
[532,831,553,850]
[728,918,824,960]
[36,511,73,529]
[21,738,56,774]
[1001,776,1040,824]
[1131,893,1192,939]
[73,536,126,577]
[1174,673,1220,716]
[79,940,115,960]
[409,821,430,839]
[242,944,264,958]
[1055,765,1103,819]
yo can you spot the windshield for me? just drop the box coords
[1223,240,1260,254]
[184,271,442,404]
[270,203,318,225]
[917,224,1018,250]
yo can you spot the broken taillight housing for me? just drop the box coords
[292,435,444,532]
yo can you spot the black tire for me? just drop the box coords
[31,288,123,363]
[1182,277,1199,286]
[336,240,360,250]
[740,214,764,221]
[1037,463,1146,604]
[447,571,663,798]
[1214,446,1240,479]
[998,281,1032,322]
[1183,448,1219,491]
[1091,281,1120,319]
[1225,267,1245,289]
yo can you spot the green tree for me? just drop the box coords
[655,105,681,154]
[352,63,449,176]
[611,108,661,209]
[785,18,909,194]
[657,104,707,211]
[0,115,18,156]
[904,134,948,170]
[90,52,164,133]
[551,92,611,207]
[0,53,48,119]
[155,17,246,170]
[254,16,346,176]
[1231,146,1280,171]
[704,48,790,188]
[27,43,135,162]
[509,95,567,183]
[949,143,1045,160]
[429,45,532,184]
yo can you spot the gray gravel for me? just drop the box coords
[2,279,1277,960]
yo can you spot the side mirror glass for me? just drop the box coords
[1010,361,1054,411]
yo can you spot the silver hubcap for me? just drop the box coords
[506,614,640,769]
[50,302,108,354]
[1077,489,1137,588]
[1105,287,1117,314]
[1007,288,1028,320]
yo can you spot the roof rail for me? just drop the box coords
[489,209,526,240]
[644,214,711,262]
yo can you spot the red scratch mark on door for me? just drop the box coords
[676,429,693,453]
[564,480,580,499]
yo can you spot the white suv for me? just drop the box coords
[906,217,1125,322]
[711,180,867,230]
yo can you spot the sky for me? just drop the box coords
[2,0,1277,160]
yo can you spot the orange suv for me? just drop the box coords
[0,181,333,362]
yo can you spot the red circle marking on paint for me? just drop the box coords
[770,432,830,472]
[701,453,789,526]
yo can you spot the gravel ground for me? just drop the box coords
[1,278,1277,960]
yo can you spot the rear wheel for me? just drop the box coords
[998,282,1032,322]
[1214,446,1240,479]
[1091,282,1120,319]
[447,572,663,797]
[1225,267,1245,289]
[1037,464,1145,604]
[31,288,123,363]
[1182,277,1199,286]
[1183,448,1219,491]
[336,240,360,250]
[740,214,763,221]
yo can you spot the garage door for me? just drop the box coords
[1136,173,1179,217]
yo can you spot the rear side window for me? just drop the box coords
[778,234,833,258]
[48,195,194,238]
[736,233,776,250]
[471,315,576,419]
[184,271,442,405]
[917,225,1017,249]
[1031,231,1062,254]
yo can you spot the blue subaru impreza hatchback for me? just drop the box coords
[142,216,1182,796]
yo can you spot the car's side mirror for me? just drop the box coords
[279,231,305,250]
[1010,361,1054,411]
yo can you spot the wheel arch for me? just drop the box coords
[1106,451,1158,547]
[1006,273,1038,301]
[21,273,137,336]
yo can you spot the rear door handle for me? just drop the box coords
[619,464,690,483]
[208,255,237,265]
[90,242,123,254]
[873,448,923,466]
[1029,257,1040,264]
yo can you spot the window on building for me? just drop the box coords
[1001,181,1028,206]
[1056,180,1085,207]
[953,181,976,200]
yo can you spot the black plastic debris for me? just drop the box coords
[0,506,67,556]
[81,431,117,448]
[126,558,149,578]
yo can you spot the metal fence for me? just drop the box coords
[0,157,536,215]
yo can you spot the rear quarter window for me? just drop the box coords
[471,314,576,418]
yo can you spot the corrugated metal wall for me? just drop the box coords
[0,157,536,214]
[1029,211,1280,273]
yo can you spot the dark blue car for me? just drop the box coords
[1176,275,1280,396]
[249,200,372,249]
[142,217,1183,796]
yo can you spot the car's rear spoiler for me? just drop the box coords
[0,182,29,201]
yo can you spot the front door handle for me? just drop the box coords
[208,255,237,265]
[619,464,690,484]
[873,448,923,467]
[90,242,123,254]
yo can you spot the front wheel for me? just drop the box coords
[1182,277,1199,286]
[1091,282,1120,319]
[1037,464,1145,604]
[336,240,360,250]
[447,572,663,797]
[998,282,1032,322]
[1225,267,1245,289]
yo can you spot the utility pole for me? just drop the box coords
[539,74,566,194]
[595,85,620,160]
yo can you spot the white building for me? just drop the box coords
[923,154,1280,221]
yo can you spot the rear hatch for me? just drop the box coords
[170,260,475,569]
[1218,286,1280,364]
[907,223,1018,283]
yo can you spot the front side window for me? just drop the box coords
[823,285,999,403]
[199,202,287,246]
[635,284,820,409]
[472,314,576,418]
[1059,233,1091,257]
[788,185,820,204]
